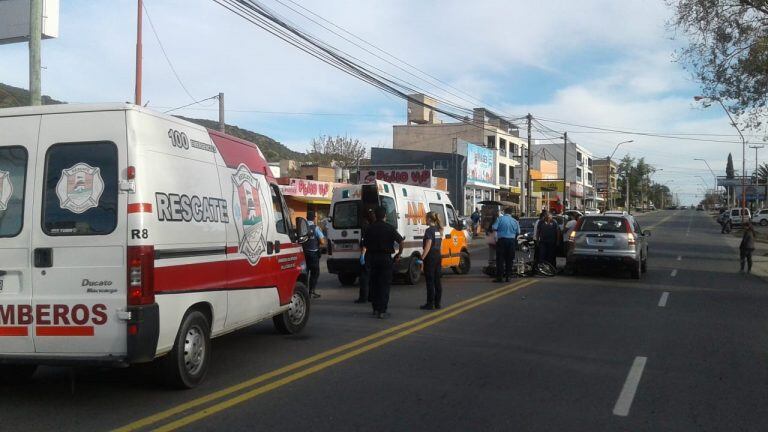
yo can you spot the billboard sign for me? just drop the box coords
[466,143,495,187]
[0,0,59,45]
[280,179,333,199]
[532,180,564,192]
[358,168,433,187]
[733,184,767,201]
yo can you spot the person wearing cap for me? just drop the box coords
[303,211,326,299]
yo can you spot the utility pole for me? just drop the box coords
[135,0,143,106]
[626,171,630,212]
[526,113,533,215]
[218,92,225,132]
[563,132,568,211]
[29,0,42,106]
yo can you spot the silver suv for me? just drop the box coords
[565,214,650,279]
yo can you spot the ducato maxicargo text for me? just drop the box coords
[0,103,313,388]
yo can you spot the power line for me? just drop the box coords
[163,95,219,114]
[143,1,197,103]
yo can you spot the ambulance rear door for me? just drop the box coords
[31,111,128,355]
[0,115,39,354]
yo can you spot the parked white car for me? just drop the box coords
[752,208,768,226]
[584,208,601,215]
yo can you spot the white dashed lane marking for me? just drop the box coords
[670,269,678,277]
[613,356,648,417]
[658,292,669,307]
[676,256,682,261]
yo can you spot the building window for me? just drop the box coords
[587,158,593,168]
[487,135,496,149]
[433,160,449,170]
[499,138,507,156]
[576,167,582,179]
[306,175,314,180]
[511,143,518,156]
[509,165,514,179]
[576,152,583,163]
[499,163,507,181]
[588,172,593,184]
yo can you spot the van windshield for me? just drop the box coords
[0,146,28,238]
[333,201,360,229]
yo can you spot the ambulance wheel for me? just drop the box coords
[274,282,310,335]
[338,273,357,286]
[452,251,471,275]
[162,310,211,389]
[0,364,37,384]
[405,257,421,285]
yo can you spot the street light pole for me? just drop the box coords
[695,96,747,221]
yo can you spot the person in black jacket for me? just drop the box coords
[419,211,444,310]
[356,209,375,303]
[740,222,756,274]
[536,210,561,268]
[362,206,404,319]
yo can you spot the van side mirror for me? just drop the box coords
[642,229,651,237]
[296,217,310,244]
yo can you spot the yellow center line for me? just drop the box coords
[114,279,534,432]
[152,279,537,432]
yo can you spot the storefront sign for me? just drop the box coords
[570,182,584,198]
[532,180,564,192]
[466,143,495,187]
[280,178,333,199]
[358,169,433,187]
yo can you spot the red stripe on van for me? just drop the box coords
[36,326,94,336]
[208,130,274,180]
[226,246,239,254]
[0,326,28,336]
[128,203,153,213]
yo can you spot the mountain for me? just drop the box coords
[175,116,304,162]
[0,83,302,162]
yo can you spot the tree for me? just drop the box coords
[306,135,367,168]
[756,162,768,183]
[726,153,735,178]
[669,0,768,130]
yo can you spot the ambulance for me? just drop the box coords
[0,103,312,388]
[326,181,471,285]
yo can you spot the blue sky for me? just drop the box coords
[0,0,757,204]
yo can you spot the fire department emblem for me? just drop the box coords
[56,163,104,214]
[232,163,267,265]
[0,170,12,211]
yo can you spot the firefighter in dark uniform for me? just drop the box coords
[362,206,404,319]
[303,211,326,299]
[356,209,375,304]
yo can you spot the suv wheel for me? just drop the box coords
[760,219,768,226]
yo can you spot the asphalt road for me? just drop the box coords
[3,210,768,432]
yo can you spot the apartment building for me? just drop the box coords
[592,158,618,209]
[534,140,596,210]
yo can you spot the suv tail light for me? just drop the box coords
[127,246,155,306]
[623,220,636,246]
[568,218,584,242]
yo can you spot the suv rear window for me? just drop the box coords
[0,146,28,238]
[42,142,118,236]
[580,217,626,232]
[333,201,360,229]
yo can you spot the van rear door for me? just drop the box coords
[31,112,128,355]
[0,116,38,354]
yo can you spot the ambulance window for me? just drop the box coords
[379,196,397,227]
[269,184,288,235]
[332,201,359,229]
[429,203,447,227]
[42,142,118,236]
[0,146,28,238]
[446,204,458,227]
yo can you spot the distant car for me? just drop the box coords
[696,204,704,211]
[679,206,688,210]
[752,209,768,226]
[667,205,678,210]
[584,208,601,215]
[566,214,650,279]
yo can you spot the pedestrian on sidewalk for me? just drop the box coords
[356,209,375,304]
[740,222,756,274]
[303,211,326,299]
[363,206,404,319]
[471,208,481,236]
[419,211,444,310]
[492,207,520,282]
[536,210,561,269]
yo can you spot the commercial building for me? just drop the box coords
[592,158,618,209]
[534,140,596,210]
[391,94,528,213]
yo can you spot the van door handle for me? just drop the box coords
[0,271,6,277]
[274,241,281,253]
[266,241,274,254]
[34,248,53,268]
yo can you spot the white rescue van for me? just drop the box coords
[327,181,470,285]
[0,104,312,388]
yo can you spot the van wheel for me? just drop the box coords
[451,251,471,275]
[274,282,310,335]
[338,273,357,286]
[405,257,421,285]
[161,310,211,389]
[0,365,37,384]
